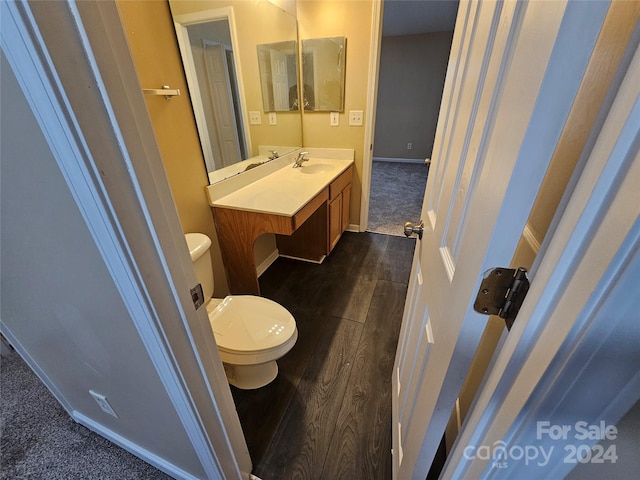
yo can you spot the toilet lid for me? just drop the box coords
[209,296,296,353]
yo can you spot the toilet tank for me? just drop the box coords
[184,233,214,300]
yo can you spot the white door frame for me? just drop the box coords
[360,0,383,232]
[1,1,249,478]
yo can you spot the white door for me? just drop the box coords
[203,42,242,167]
[445,41,640,477]
[270,48,289,110]
[392,1,634,478]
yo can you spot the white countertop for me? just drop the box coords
[211,158,354,216]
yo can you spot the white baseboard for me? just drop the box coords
[279,254,326,264]
[256,248,280,277]
[373,156,426,164]
[74,411,201,480]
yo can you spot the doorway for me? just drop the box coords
[367,1,457,235]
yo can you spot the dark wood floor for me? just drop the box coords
[230,232,415,480]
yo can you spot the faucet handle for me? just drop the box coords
[269,150,279,159]
[297,151,309,159]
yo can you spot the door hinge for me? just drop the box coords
[473,267,529,330]
[190,283,205,310]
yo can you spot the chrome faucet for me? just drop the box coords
[292,151,309,168]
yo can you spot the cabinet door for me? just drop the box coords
[341,184,351,232]
[329,193,343,251]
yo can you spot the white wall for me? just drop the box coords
[0,52,206,479]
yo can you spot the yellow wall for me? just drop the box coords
[297,0,375,226]
[117,0,230,296]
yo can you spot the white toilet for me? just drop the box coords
[185,233,298,389]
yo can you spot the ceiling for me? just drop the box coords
[382,0,459,36]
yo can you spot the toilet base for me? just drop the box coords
[223,360,279,390]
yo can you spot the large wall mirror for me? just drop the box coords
[170,0,302,184]
[301,36,346,112]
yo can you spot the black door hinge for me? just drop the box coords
[473,267,529,330]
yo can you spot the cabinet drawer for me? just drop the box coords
[329,166,353,201]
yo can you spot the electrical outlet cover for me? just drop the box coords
[349,110,363,126]
[89,390,119,418]
[249,111,262,125]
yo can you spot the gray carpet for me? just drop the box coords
[368,161,429,236]
[0,348,171,480]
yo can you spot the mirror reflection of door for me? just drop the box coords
[257,47,289,111]
[257,41,299,111]
[269,49,289,111]
[301,51,315,110]
[203,41,244,168]
[186,20,247,171]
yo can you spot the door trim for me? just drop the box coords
[360,0,383,231]
[1,1,249,478]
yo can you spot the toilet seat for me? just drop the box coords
[206,296,298,365]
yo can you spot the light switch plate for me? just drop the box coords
[249,111,261,125]
[269,112,277,125]
[330,112,339,126]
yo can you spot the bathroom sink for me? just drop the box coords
[298,163,335,174]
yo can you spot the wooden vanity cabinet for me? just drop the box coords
[277,165,353,262]
[328,166,353,252]
[215,164,354,294]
